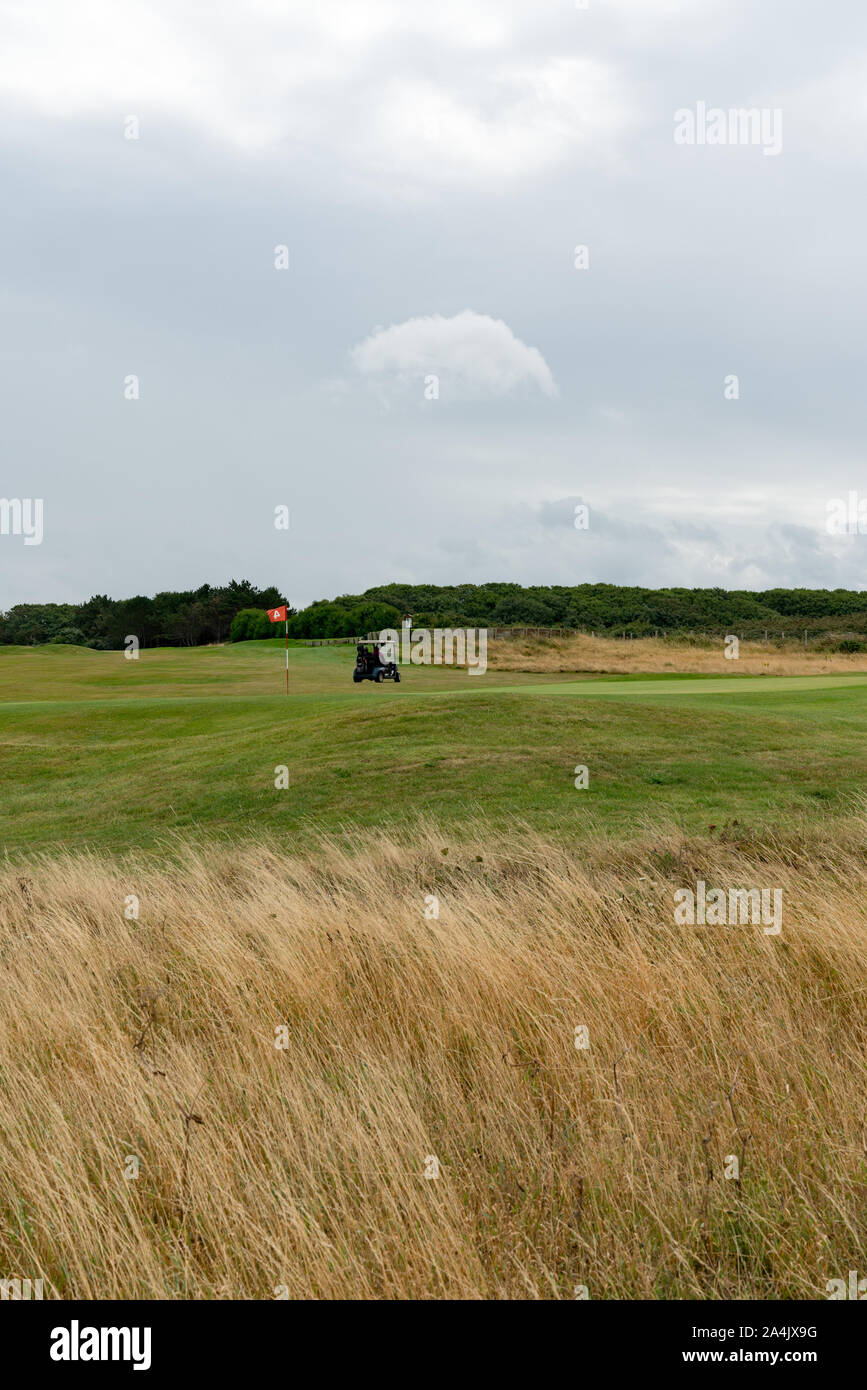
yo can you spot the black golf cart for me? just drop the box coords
[353,641,401,683]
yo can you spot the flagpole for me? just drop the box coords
[285,618,289,695]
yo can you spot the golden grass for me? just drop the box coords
[2,817,866,1300]
[486,633,867,677]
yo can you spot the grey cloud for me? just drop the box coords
[1,1,865,607]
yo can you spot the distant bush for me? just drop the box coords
[229,609,274,642]
[346,601,403,635]
[287,600,401,639]
[837,639,866,653]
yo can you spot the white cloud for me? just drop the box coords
[605,0,722,16]
[361,57,635,187]
[0,1,636,187]
[350,310,558,399]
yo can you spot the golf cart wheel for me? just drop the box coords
[352,670,362,682]
[393,671,401,682]
[374,671,383,682]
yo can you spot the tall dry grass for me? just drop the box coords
[486,633,867,676]
[1,817,866,1300]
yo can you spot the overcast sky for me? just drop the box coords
[2,0,866,608]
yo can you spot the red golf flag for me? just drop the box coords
[267,606,287,622]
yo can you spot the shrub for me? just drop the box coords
[229,608,274,642]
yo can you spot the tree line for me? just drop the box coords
[0,581,285,648]
[256,582,867,639]
[4,580,867,648]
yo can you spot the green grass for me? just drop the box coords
[2,641,867,854]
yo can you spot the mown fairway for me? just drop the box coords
[2,640,866,853]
